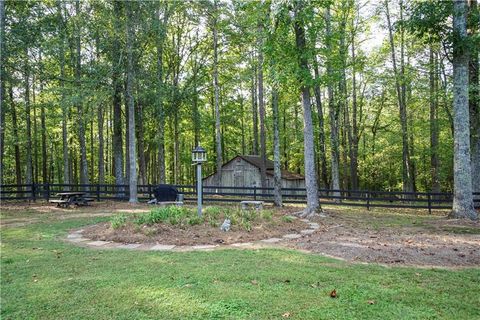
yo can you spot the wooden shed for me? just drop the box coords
[203,155,305,191]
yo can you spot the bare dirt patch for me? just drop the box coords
[287,208,480,268]
[82,207,306,246]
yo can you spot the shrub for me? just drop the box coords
[282,215,294,223]
[111,214,128,229]
[204,206,222,220]
[135,206,196,226]
[261,210,273,221]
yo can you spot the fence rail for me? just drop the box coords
[0,183,479,213]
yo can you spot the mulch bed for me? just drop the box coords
[83,207,307,246]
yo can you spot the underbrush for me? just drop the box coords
[110,206,276,232]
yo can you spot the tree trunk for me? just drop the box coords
[385,0,413,194]
[212,0,222,186]
[136,99,146,186]
[57,1,70,187]
[24,52,33,189]
[450,0,477,220]
[156,2,168,184]
[113,0,125,192]
[10,86,22,188]
[251,60,259,155]
[326,5,340,199]
[126,2,137,202]
[429,45,440,193]
[75,0,89,189]
[294,1,321,216]
[0,0,4,186]
[350,17,359,191]
[468,0,479,195]
[98,103,105,185]
[313,58,329,189]
[32,80,39,184]
[272,88,282,207]
[257,16,267,188]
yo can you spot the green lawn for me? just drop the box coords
[1,215,479,319]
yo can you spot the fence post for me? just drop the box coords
[427,193,432,215]
[148,184,152,200]
[366,191,370,211]
[253,185,257,201]
[44,183,50,201]
[96,184,100,201]
[31,183,36,202]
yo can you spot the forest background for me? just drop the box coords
[0,0,478,202]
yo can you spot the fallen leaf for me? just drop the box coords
[330,289,337,298]
[282,312,291,318]
[367,300,375,305]
[415,273,421,277]
[251,280,258,285]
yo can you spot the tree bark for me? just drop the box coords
[350,14,359,191]
[112,0,125,192]
[126,1,137,202]
[385,0,414,194]
[156,2,168,184]
[212,0,222,186]
[257,14,267,188]
[10,86,22,188]
[294,1,321,216]
[75,0,89,188]
[468,0,479,194]
[429,45,440,194]
[24,51,33,188]
[313,58,329,189]
[451,0,477,220]
[56,1,70,187]
[251,60,259,155]
[272,87,282,207]
[136,99,146,186]
[0,0,4,186]
[326,5,340,199]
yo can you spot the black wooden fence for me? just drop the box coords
[1,183,479,213]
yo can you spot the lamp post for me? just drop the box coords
[192,146,207,217]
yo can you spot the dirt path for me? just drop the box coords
[287,209,480,268]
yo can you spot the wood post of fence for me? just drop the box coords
[96,185,101,201]
[366,191,370,211]
[31,183,36,202]
[148,185,152,200]
[253,186,257,201]
[427,193,432,214]
[44,183,50,201]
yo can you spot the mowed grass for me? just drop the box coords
[1,215,480,319]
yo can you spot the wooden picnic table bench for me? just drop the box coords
[49,192,93,208]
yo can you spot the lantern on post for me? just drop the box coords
[192,146,207,217]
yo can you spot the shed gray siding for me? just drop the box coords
[203,156,305,194]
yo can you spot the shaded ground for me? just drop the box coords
[1,201,479,267]
[287,208,480,268]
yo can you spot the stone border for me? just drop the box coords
[65,216,321,252]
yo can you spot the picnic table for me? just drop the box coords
[49,192,94,208]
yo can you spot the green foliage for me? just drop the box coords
[110,213,128,229]
[282,215,294,223]
[134,206,195,226]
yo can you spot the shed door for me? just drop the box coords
[234,161,244,187]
